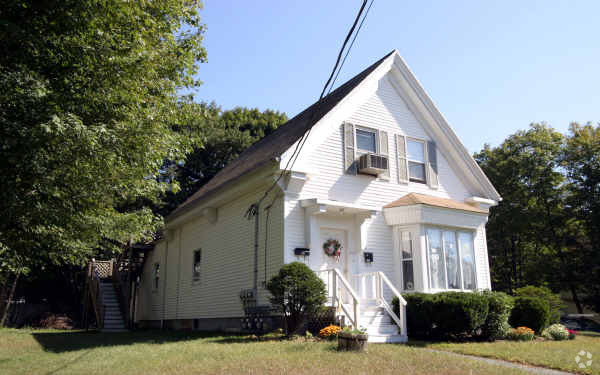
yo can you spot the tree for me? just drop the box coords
[562,123,600,311]
[0,0,207,322]
[475,124,588,311]
[266,262,327,334]
[158,103,288,217]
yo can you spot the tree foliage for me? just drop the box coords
[158,102,287,217]
[475,123,600,312]
[0,0,206,279]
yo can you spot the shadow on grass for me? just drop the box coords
[32,329,244,353]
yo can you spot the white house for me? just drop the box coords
[135,50,501,343]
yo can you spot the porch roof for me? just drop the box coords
[383,193,487,214]
[300,198,378,215]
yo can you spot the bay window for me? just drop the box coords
[426,227,477,290]
[400,231,414,290]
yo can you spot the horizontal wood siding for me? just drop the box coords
[137,241,165,321]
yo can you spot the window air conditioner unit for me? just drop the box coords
[358,153,388,176]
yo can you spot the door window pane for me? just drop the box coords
[426,228,445,289]
[443,231,460,289]
[356,129,376,153]
[459,232,476,290]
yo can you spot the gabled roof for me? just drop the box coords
[384,193,487,214]
[169,51,395,219]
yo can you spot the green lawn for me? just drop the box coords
[424,331,600,375]
[0,328,533,375]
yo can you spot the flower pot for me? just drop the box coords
[337,331,368,351]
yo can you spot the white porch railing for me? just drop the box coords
[353,271,408,336]
[315,268,360,329]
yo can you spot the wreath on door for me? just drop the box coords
[323,239,342,261]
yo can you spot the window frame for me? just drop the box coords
[406,138,427,184]
[425,226,478,291]
[355,126,379,155]
[192,249,201,282]
[399,231,415,291]
[153,262,160,291]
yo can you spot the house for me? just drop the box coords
[135,50,501,342]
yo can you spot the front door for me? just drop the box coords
[320,228,348,275]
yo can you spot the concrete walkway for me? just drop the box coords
[426,349,575,375]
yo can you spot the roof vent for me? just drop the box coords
[358,154,388,176]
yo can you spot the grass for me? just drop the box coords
[0,328,534,375]
[423,331,600,375]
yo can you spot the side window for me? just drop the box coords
[400,231,414,290]
[153,263,160,290]
[406,139,426,183]
[193,249,201,281]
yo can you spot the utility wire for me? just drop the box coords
[327,0,375,96]
[245,0,370,219]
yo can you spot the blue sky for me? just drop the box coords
[189,0,599,153]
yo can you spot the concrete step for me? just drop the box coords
[368,334,407,343]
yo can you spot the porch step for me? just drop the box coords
[368,334,407,343]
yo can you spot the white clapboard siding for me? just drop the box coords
[139,187,284,321]
[136,241,166,321]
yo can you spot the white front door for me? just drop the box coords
[319,228,348,275]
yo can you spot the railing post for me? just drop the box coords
[332,271,337,309]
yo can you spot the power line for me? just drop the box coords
[328,0,375,96]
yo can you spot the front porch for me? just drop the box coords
[299,193,494,342]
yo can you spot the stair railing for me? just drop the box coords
[315,268,360,329]
[353,271,407,336]
[88,259,105,329]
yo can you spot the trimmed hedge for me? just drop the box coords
[481,290,514,340]
[514,286,563,324]
[393,291,511,340]
[509,296,550,334]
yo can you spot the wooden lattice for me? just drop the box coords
[93,261,113,279]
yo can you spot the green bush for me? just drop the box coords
[434,292,489,337]
[514,286,564,324]
[266,262,327,334]
[480,291,514,340]
[509,296,550,334]
[542,324,570,341]
[394,293,436,337]
[394,292,494,339]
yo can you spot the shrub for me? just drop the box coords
[394,293,436,337]
[266,262,327,334]
[514,286,564,324]
[509,296,550,334]
[480,291,514,340]
[434,292,489,338]
[395,292,489,339]
[506,326,535,341]
[567,329,577,340]
[542,324,570,341]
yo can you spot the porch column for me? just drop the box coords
[303,203,326,269]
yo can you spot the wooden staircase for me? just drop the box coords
[99,280,127,332]
[83,251,147,332]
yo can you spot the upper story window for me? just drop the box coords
[356,128,377,154]
[426,227,477,290]
[407,139,426,183]
[193,249,202,281]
